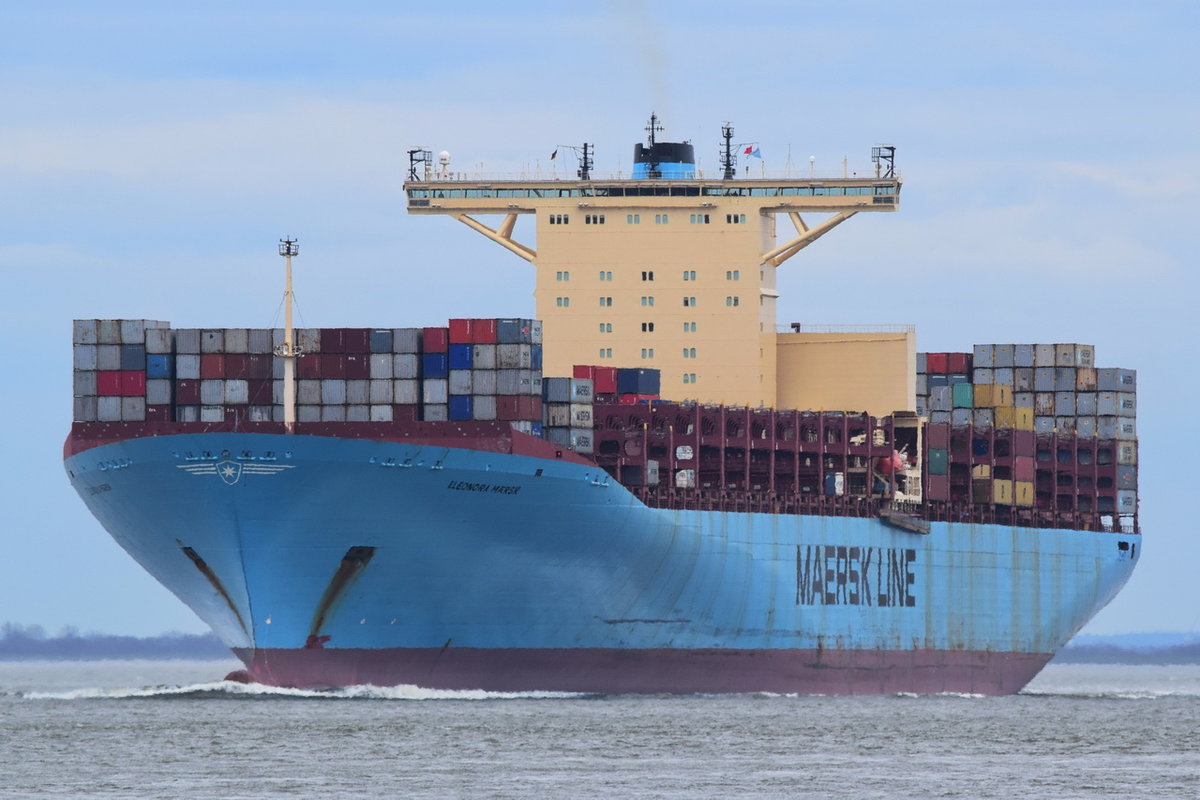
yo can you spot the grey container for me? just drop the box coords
[973,408,994,427]
[546,403,571,427]
[1117,392,1136,417]
[120,397,146,421]
[248,405,274,423]
[1117,465,1138,490]
[120,319,146,344]
[73,319,99,345]
[570,378,594,402]
[1014,368,1033,392]
[98,396,122,422]
[498,344,532,369]
[200,380,225,405]
[272,380,285,404]
[321,405,347,422]
[1116,369,1136,390]
[370,404,394,422]
[1055,368,1075,392]
[1054,344,1076,367]
[929,410,951,424]
[1035,393,1055,415]
[1055,416,1077,434]
[369,379,393,404]
[1034,368,1055,392]
[347,405,369,422]
[1116,490,1137,514]
[994,367,1014,387]
[146,379,172,405]
[929,385,953,412]
[176,354,200,380]
[370,354,394,379]
[1054,392,1076,417]
[915,374,928,396]
[1076,392,1097,415]
[951,408,973,426]
[473,370,498,395]
[1097,416,1120,438]
[224,380,249,405]
[1034,343,1057,367]
[1075,367,1097,391]
[1097,392,1118,416]
[544,427,571,447]
[472,395,497,420]
[916,353,927,373]
[145,328,173,354]
[297,405,321,423]
[1116,418,1137,440]
[449,370,473,395]
[98,319,122,344]
[175,329,201,354]
[530,320,543,345]
[201,405,225,422]
[569,428,593,454]
[1034,416,1055,434]
[543,377,571,404]
[97,345,121,370]
[472,344,497,370]
[120,344,146,370]
[423,403,449,422]
[915,396,929,416]
[394,379,420,405]
[973,345,994,368]
[394,354,420,380]
[423,379,448,405]
[73,345,98,371]
[74,396,98,422]
[1014,344,1035,368]
[497,369,522,395]
[1014,392,1034,409]
[298,380,321,405]
[74,370,97,397]
[393,328,422,354]
[993,344,1014,368]
[322,380,347,405]
[1075,416,1097,437]
[346,379,369,405]
[224,329,249,354]
[249,329,274,354]
[176,405,199,423]
[201,330,224,353]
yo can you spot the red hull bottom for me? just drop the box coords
[231,646,1053,696]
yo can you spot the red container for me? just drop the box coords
[925,353,948,374]
[297,354,322,379]
[516,396,542,420]
[926,474,950,500]
[422,327,449,353]
[448,318,473,344]
[200,354,225,379]
[1012,430,1035,456]
[146,404,172,422]
[119,370,146,397]
[1014,455,1036,482]
[97,370,122,396]
[344,329,370,353]
[247,354,272,380]
[926,423,950,449]
[319,354,346,378]
[573,364,596,380]
[392,404,420,422]
[496,395,520,420]
[618,393,660,405]
[344,353,370,379]
[320,328,345,354]
[224,407,248,424]
[247,379,273,404]
[471,319,498,344]
[947,352,972,373]
[175,379,200,405]
[224,354,250,379]
[593,367,618,394]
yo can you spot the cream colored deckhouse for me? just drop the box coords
[405,120,910,416]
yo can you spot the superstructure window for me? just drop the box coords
[599,322,612,333]
[683,321,697,332]
[683,297,696,307]
[682,270,696,281]
[599,270,613,281]
[726,296,740,307]
[585,214,606,224]
[689,214,710,224]
[641,348,654,359]
[655,214,669,224]
[549,214,570,225]
[627,214,640,224]
[556,271,570,281]
[556,297,570,307]
[599,296,613,307]
[640,296,655,306]
[683,373,697,383]
[641,270,654,281]
[725,214,747,224]
[682,348,697,358]
[641,322,655,332]
[599,348,613,359]
[726,270,740,280]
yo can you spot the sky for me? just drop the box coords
[1,0,1197,637]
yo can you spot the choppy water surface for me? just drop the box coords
[2,660,1198,799]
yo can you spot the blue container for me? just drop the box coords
[422,353,449,379]
[448,344,474,370]
[370,329,393,354]
[448,395,473,421]
[531,344,543,370]
[928,374,949,388]
[617,369,640,394]
[120,344,146,370]
[496,318,532,344]
[638,368,661,395]
[145,354,173,379]
[530,421,544,437]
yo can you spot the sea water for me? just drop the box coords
[2,660,1198,799]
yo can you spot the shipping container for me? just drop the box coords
[449,343,474,370]
[473,370,498,395]
[449,395,473,421]
[925,353,948,374]
[369,404,394,422]
[422,353,449,379]
[472,318,498,344]
[472,395,497,420]
[370,329,393,354]
[346,379,369,405]
[422,327,450,353]
[321,379,347,405]
[423,403,449,422]
[369,379,393,404]
[393,328,422,354]
[993,345,1014,369]
[369,353,394,379]
[394,379,420,405]
[449,369,473,395]
[1014,344,1034,368]
[423,379,449,405]
[224,328,249,354]
[394,353,420,380]
[472,344,497,370]
[972,345,993,369]
[97,345,121,370]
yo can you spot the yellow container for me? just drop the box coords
[1015,480,1034,507]
[992,479,1014,505]
[995,406,1034,430]
[974,384,1013,408]
[971,464,992,479]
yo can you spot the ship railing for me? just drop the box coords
[406,167,901,184]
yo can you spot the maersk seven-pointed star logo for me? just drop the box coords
[177,461,295,485]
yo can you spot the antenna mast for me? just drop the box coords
[720,122,736,180]
[275,237,302,434]
[577,142,593,180]
[644,112,664,178]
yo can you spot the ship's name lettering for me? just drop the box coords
[446,481,521,495]
[796,545,917,608]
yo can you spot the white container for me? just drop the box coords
[200,380,224,405]
[346,379,369,405]
[370,353,393,379]
[146,379,172,405]
[73,319,99,344]
[393,354,420,380]
[369,379,393,404]
[394,379,420,405]
[346,405,369,422]
[200,330,224,353]
[97,396,121,421]
[200,404,225,422]
[321,379,347,405]
[223,329,248,353]
[321,405,347,422]
[472,395,497,420]
[423,379,448,405]
[145,328,173,354]
[224,379,249,405]
[369,404,394,422]
[73,345,98,371]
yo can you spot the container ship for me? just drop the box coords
[64,118,1140,695]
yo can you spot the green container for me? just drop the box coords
[952,382,974,409]
[928,448,949,476]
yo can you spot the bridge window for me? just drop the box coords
[640,296,654,306]
[598,348,613,359]
[726,270,739,281]
[683,373,697,384]
[556,271,569,281]
[689,214,710,224]
[627,214,640,224]
[641,322,655,332]
[555,297,570,307]
[726,296,740,307]
[599,270,612,281]
[655,214,669,224]
[599,296,612,307]
[585,214,606,224]
[641,348,654,359]
[725,214,747,224]
[683,297,696,307]
[548,214,570,225]
[641,270,654,281]
[683,270,696,281]
[682,348,697,358]
[683,321,697,332]
[599,322,612,333]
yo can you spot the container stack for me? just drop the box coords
[914,352,972,423]
[73,318,546,430]
[542,375,595,454]
[616,368,662,404]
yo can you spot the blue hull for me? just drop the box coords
[64,432,1139,694]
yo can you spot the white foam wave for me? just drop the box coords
[21,679,587,701]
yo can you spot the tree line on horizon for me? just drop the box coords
[0,622,229,660]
